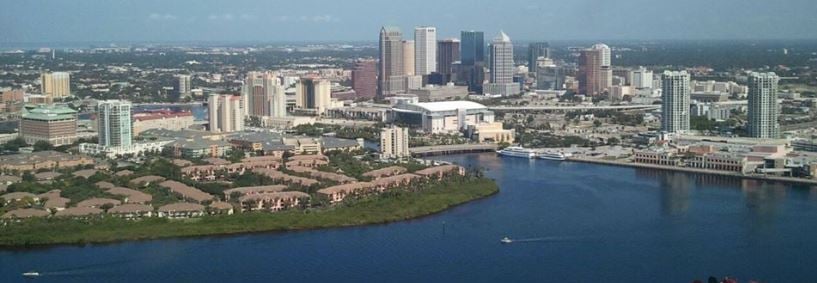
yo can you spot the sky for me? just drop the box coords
[1,0,816,43]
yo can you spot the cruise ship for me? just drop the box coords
[496,146,536,159]
[537,151,572,161]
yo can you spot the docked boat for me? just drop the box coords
[22,271,40,277]
[538,151,571,161]
[500,237,513,244]
[496,146,536,159]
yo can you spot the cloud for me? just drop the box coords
[208,13,235,21]
[275,14,340,23]
[147,13,178,21]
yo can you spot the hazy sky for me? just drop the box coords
[2,0,816,43]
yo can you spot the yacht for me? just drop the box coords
[496,146,536,159]
[538,151,572,161]
[22,271,40,277]
[500,237,513,244]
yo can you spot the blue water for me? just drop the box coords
[3,153,817,282]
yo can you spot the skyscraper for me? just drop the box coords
[535,58,565,90]
[378,26,404,97]
[579,44,613,96]
[661,71,690,133]
[208,94,244,133]
[402,40,415,76]
[436,38,460,82]
[483,31,519,96]
[241,71,286,118]
[414,26,437,75]
[352,60,377,99]
[460,31,485,93]
[747,72,780,138]
[97,100,133,147]
[631,66,654,89]
[527,42,550,75]
[296,77,332,115]
[41,72,71,99]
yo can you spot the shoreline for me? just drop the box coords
[0,178,499,249]
[566,157,817,186]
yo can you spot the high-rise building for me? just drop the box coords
[460,31,485,93]
[97,100,133,147]
[352,60,377,99]
[208,94,244,133]
[296,77,332,115]
[379,26,404,97]
[175,75,192,97]
[536,58,565,90]
[747,72,780,138]
[436,38,460,82]
[661,71,691,133]
[241,71,286,118]
[578,44,613,96]
[20,104,78,146]
[527,42,550,75]
[483,31,519,96]
[380,125,409,159]
[402,40,415,76]
[41,72,71,98]
[631,66,653,89]
[414,26,437,75]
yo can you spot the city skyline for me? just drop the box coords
[2,0,817,44]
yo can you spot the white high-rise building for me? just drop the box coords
[241,71,287,118]
[176,74,192,97]
[295,77,332,115]
[661,71,690,133]
[208,94,244,133]
[592,43,611,67]
[747,72,780,138]
[414,26,437,75]
[97,100,133,147]
[483,31,519,96]
[41,72,71,98]
[380,125,409,159]
[631,66,653,89]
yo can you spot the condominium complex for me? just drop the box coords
[295,77,332,115]
[380,126,409,159]
[414,26,437,75]
[747,72,780,138]
[208,94,244,133]
[241,71,286,118]
[661,71,691,133]
[19,104,78,146]
[41,72,71,98]
[97,100,133,147]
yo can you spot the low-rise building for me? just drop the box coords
[238,191,310,212]
[108,204,154,219]
[158,180,215,203]
[2,208,50,219]
[633,149,680,166]
[414,165,466,180]
[687,152,752,173]
[54,206,103,218]
[317,182,376,204]
[158,202,206,218]
[0,151,94,172]
[19,104,78,146]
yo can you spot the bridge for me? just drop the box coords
[410,144,498,157]
[487,104,660,111]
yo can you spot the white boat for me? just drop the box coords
[500,237,513,244]
[538,151,572,161]
[496,146,536,159]
[22,271,40,277]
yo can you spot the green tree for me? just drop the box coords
[1,138,27,152]
[32,141,54,151]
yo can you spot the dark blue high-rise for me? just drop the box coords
[460,31,484,66]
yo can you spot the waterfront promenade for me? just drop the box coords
[568,157,817,186]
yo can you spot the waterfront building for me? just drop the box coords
[40,71,70,98]
[414,26,437,75]
[436,39,460,82]
[389,100,495,134]
[460,30,485,93]
[747,72,780,138]
[295,77,332,115]
[176,74,192,98]
[661,71,691,133]
[241,71,286,118]
[633,149,680,166]
[527,42,550,76]
[97,100,133,147]
[351,60,377,99]
[687,152,751,173]
[19,104,78,146]
[380,126,410,159]
[402,40,415,76]
[379,26,405,97]
[483,31,519,96]
[208,94,244,133]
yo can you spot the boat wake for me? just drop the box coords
[501,236,593,244]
